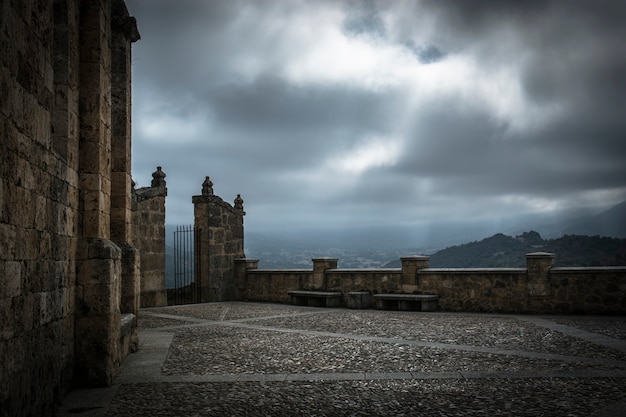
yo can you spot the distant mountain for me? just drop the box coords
[532,200,626,239]
[562,200,626,238]
[384,231,626,268]
[164,200,626,275]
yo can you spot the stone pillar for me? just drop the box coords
[132,168,167,307]
[310,258,338,290]
[401,256,430,292]
[75,0,120,386]
[235,258,259,296]
[526,252,555,298]
[110,0,140,245]
[74,238,121,386]
[192,177,245,302]
[78,0,113,240]
[110,0,141,361]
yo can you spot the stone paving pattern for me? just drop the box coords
[56,302,626,417]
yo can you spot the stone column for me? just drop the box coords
[401,256,430,292]
[74,0,120,386]
[110,0,141,361]
[310,258,338,290]
[235,258,259,297]
[193,177,245,302]
[526,252,555,298]
[132,168,168,307]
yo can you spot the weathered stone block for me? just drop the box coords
[78,282,120,316]
[0,299,14,340]
[87,237,121,260]
[0,261,21,299]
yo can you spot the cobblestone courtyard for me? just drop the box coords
[57,302,626,416]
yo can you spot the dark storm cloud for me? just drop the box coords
[126,0,626,233]
[387,1,626,190]
[395,98,626,200]
[209,76,404,136]
[418,0,626,111]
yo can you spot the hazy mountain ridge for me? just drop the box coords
[244,232,416,269]
[165,200,626,278]
[421,232,626,268]
[528,200,626,240]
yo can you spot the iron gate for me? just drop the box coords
[169,225,202,305]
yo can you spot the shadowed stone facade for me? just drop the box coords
[0,0,141,415]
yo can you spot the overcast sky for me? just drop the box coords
[126,0,626,244]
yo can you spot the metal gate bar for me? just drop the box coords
[170,225,202,305]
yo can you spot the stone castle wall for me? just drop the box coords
[193,177,245,302]
[0,1,140,415]
[133,167,167,307]
[236,255,626,314]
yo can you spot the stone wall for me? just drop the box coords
[235,254,626,314]
[0,0,139,415]
[132,167,167,307]
[1,0,76,413]
[547,268,626,314]
[193,177,245,302]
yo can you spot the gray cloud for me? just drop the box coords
[126,0,626,243]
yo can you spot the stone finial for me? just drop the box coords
[202,176,214,196]
[151,166,166,188]
[234,194,244,210]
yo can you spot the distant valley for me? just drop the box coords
[165,200,626,285]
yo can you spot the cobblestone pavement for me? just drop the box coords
[56,302,626,417]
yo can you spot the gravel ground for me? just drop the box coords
[162,325,621,375]
[139,315,198,329]
[59,302,626,417]
[152,303,308,321]
[107,378,626,417]
[243,311,626,361]
[552,317,626,341]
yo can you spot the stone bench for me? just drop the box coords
[347,291,370,309]
[288,290,342,308]
[373,294,439,312]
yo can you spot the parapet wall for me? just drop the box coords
[235,254,626,314]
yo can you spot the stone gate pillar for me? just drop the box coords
[192,177,245,302]
[132,167,167,307]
